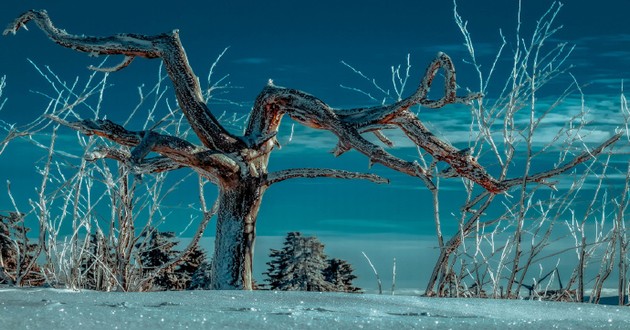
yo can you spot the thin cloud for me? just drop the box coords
[232,57,268,65]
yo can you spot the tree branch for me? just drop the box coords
[245,51,621,195]
[49,115,240,177]
[395,111,504,192]
[246,83,436,189]
[266,168,389,186]
[4,10,244,152]
[336,52,482,126]
[243,54,487,191]
[463,132,623,210]
[86,147,184,174]
[245,53,485,189]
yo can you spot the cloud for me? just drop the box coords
[600,50,630,58]
[232,57,268,65]
[575,33,630,45]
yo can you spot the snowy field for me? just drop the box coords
[1,288,629,329]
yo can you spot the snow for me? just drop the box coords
[1,288,629,329]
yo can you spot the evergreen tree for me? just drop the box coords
[175,245,207,290]
[188,260,212,290]
[0,212,43,286]
[264,247,285,290]
[137,227,208,290]
[324,258,361,293]
[264,232,333,291]
[138,229,179,290]
[0,213,16,284]
[79,232,113,290]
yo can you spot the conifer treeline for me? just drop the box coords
[1,216,360,293]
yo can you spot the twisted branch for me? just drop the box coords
[4,9,244,152]
[245,55,489,191]
[48,116,239,177]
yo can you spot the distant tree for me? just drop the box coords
[324,258,361,293]
[265,232,332,291]
[0,212,44,286]
[176,245,207,290]
[189,261,213,290]
[138,228,208,290]
[0,213,18,284]
[138,229,179,290]
[79,232,113,291]
[265,232,360,292]
[264,248,285,290]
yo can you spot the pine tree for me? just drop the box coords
[264,232,333,291]
[264,247,285,290]
[0,213,16,284]
[78,231,117,291]
[175,245,207,290]
[0,212,44,286]
[324,258,361,293]
[137,228,208,290]
[189,260,212,290]
[138,229,179,290]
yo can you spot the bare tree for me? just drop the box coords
[411,1,630,301]
[3,10,620,290]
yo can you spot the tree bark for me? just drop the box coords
[211,179,266,290]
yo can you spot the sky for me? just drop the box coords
[1,1,630,292]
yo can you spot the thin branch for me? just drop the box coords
[266,168,389,186]
[362,251,383,294]
[88,56,135,72]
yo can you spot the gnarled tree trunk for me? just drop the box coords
[212,177,267,290]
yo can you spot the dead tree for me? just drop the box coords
[3,10,621,290]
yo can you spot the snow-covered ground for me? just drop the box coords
[1,288,629,329]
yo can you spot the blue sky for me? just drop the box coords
[1,1,630,292]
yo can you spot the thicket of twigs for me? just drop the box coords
[341,2,629,304]
[0,61,221,291]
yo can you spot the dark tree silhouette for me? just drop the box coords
[0,212,44,286]
[175,244,207,290]
[324,258,361,293]
[138,230,179,290]
[3,10,620,290]
[79,232,113,290]
[189,261,212,290]
[138,228,207,290]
